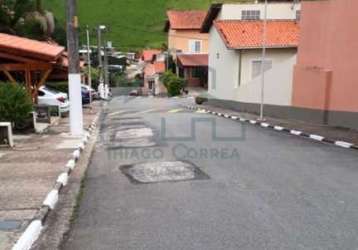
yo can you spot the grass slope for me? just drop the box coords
[44,0,244,51]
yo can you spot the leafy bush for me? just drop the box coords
[159,70,185,97]
[195,96,208,105]
[83,67,101,90]
[0,83,33,126]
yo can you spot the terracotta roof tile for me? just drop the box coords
[142,49,161,62]
[177,54,208,67]
[0,33,65,61]
[154,61,165,74]
[167,10,207,30]
[144,61,165,77]
[214,20,299,49]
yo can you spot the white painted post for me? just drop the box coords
[69,74,83,135]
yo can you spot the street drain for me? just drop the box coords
[120,161,209,184]
[0,220,22,231]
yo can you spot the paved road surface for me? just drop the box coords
[62,96,358,250]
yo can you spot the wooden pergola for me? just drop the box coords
[0,33,65,103]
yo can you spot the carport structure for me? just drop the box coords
[0,33,65,102]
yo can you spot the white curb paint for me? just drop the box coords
[43,190,59,210]
[186,106,358,151]
[309,134,324,141]
[290,130,302,136]
[335,141,353,148]
[73,149,80,160]
[274,126,284,131]
[57,173,69,186]
[66,159,76,170]
[12,220,43,250]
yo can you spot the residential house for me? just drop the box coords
[165,10,209,88]
[201,2,300,113]
[143,60,166,96]
[292,0,358,129]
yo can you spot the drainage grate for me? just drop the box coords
[120,161,209,184]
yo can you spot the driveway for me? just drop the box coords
[62,96,358,250]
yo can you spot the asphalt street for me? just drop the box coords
[62,96,358,250]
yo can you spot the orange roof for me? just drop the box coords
[214,20,299,49]
[154,61,165,74]
[166,10,207,30]
[142,49,161,62]
[177,54,208,67]
[0,33,65,61]
[144,61,165,77]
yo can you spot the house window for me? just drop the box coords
[189,40,202,53]
[241,10,260,20]
[252,60,272,79]
[296,10,301,21]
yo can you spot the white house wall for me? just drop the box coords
[208,26,297,106]
[240,49,297,87]
[220,3,300,20]
[208,27,239,100]
[236,52,297,106]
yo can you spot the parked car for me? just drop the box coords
[38,86,70,114]
[81,84,99,101]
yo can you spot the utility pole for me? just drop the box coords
[103,41,109,89]
[86,25,92,103]
[259,0,268,121]
[66,0,83,135]
[97,25,107,99]
[97,26,104,86]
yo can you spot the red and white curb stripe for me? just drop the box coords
[12,115,100,250]
[184,105,358,151]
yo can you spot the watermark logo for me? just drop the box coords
[161,117,246,142]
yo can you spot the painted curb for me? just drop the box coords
[184,105,358,151]
[12,220,43,250]
[11,113,100,250]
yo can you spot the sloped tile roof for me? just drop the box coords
[154,61,165,73]
[144,61,165,77]
[177,54,208,67]
[0,33,65,61]
[142,49,161,62]
[214,20,299,49]
[167,10,207,30]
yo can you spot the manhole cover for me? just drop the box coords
[120,161,209,184]
[0,220,22,231]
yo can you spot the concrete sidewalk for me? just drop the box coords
[0,102,100,250]
[192,102,358,146]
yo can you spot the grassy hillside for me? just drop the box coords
[44,0,244,51]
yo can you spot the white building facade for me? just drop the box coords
[203,2,300,108]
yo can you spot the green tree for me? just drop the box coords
[0,0,56,40]
[160,70,185,97]
[0,82,33,127]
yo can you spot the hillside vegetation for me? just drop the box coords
[44,0,246,51]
